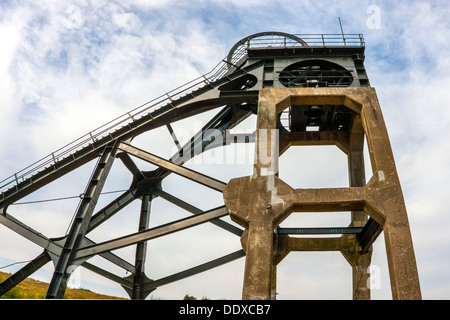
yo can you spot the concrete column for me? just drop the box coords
[352,251,372,300]
[224,88,421,300]
[223,89,288,299]
[348,114,372,300]
[224,175,293,300]
[361,91,421,300]
[242,221,275,299]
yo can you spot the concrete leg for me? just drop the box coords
[351,250,372,300]
[241,223,274,300]
[362,93,421,300]
[224,88,421,300]
[347,113,373,300]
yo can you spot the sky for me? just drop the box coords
[0,0,449,300]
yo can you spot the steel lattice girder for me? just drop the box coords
[0,58,262,298]
[0,32,419,300]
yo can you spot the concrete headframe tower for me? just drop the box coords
[222,32,421,300]
[0,32,420,299]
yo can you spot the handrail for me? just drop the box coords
[0,56,230,195]
[292,33,364,46]
[0,33,365,196]
[228,33,364,66]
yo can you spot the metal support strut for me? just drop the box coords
[46,143,117,299]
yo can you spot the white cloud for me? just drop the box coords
[0,0,449,300]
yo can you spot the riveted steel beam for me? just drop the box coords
[81,262,133,290]
[153,187,243,237]
[131,193,152,299]
[74,206,228,260]
[357,218,383,254]
[118,142,227,192]
[46,144,117,299]
[87,189,137,232]
[0,213,62,256]
[142,249,245,294]
[0,251,51,297]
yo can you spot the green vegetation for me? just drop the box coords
[0,271,127,299]
[1,272,215,300]
[183,294,209,300]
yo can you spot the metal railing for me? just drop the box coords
[246,33,364,47]
[0,57,232,196]
[293,33,364,47]
[229,33,364,66]
[0,33,365,197]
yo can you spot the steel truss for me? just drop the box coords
[0,31,420,300]
[0,51,261,298]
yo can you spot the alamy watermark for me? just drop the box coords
[367,4,381,29]
[67,264,82,289]
[367,264,381,290]
[169,123,279,175]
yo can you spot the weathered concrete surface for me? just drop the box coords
[223,87,421,300]
[223,175,290,300]
[348,113,372,300]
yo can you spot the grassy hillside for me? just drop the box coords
[0,271,127,299]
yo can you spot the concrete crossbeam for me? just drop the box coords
[223,87,421,300]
